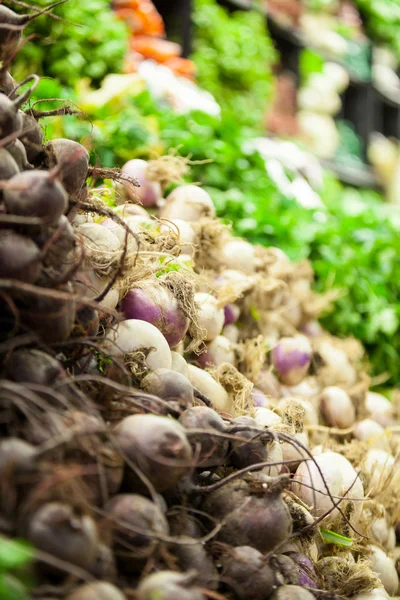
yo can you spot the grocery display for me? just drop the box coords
[1,1,400,598]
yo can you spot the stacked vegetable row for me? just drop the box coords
[0,4,400,600]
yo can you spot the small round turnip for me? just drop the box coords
[137,571,206,600]
[269,585,315,600]
[66,582,126,600]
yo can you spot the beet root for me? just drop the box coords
[4,349,65,386]
[0,147,19,182]
[114,414,193,492]
[179,406,229,468]
[4,169,68,224]
[0,230,41,283]
[19,112,43,162]
[105,494,169,570]
[203,480,293,553]
[45,138,89,197]
[141,368,194,408]
[229,416,268,469]
[6,139,32,171]
[219,545,275,600]
[25,502,98,572]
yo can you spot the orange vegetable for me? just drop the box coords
[131,36,181,62]
[164,57,197,80]
[113,0,165,37]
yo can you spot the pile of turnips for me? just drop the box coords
[1,4,400,600]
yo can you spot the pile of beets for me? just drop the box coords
[1,3,400,600]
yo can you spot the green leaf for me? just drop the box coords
[320,529,353,547]
[0,539,33,572]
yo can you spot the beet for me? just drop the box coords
[115,414,193,492]
[179,406,229,467]
[229,416,268,469]
[105,494,168,571]
[137,571,206,600]
[19,112,43,162]
[25,502,98,571]
[141,368,194,408]
[0,438,36,476]
[45,139,89,197]
[5,348,64,386]
[220,545,275,600]
[6,139,32,170]
[0,230,41,283]
[4,170,68,223]
[203,480,293,553]
[0,147,19,182]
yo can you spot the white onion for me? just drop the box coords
[104,319,172,371]
[365,392,393,427]
[220,239,256,274]
[187,365,233,415]
[160,185,215,221]
[171,352,189,378]
[292,451,364,524]
[369,546,399,596]
[195,293,224,341]
[319,386,355,429]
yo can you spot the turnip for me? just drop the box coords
[292,451,364,524]
[354,419,388,450]
[121,283,189,348]
[269,585,315,600]
[77,222,121,253]
[369,546,399,595]
[224,303,240,325]
[285,553,318,588]
[114,414,192,491]
[194,293,224,341]
[137,571,206,600]
[272,336,312,385]
[203,479,293,553]
[171,351,189,377]
[4,170,68,224]
[179,406,229,467]
[161,218,196,256]
[121,159,162,206]
[365,392,393,427]
[45,139,89,197]
[301,320,323,338]
[105,494,169,567]
[160,184,215,221]
[219,545,275,600]
[352,590,390,600]
[319,386,355,428]
[223,323,240,343]
[141,369,194,408]
[276,397,318,428]
[0,230,40,283]
[254,407,282,428]
[104,319,172,371]
[187,365,233,414]
[255,369,281,399]
[114,203,149,218]
[66,582,126,600]
[220,239,256,274]
[197,335,235,368]
[316,339,357,386]
[25,502,98,571]
[363,449,397,496]
[280,376,320,400]
[251,388,275,409]
[281,432,309,471]
[101,218,126,244]
[0,438,36,477]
